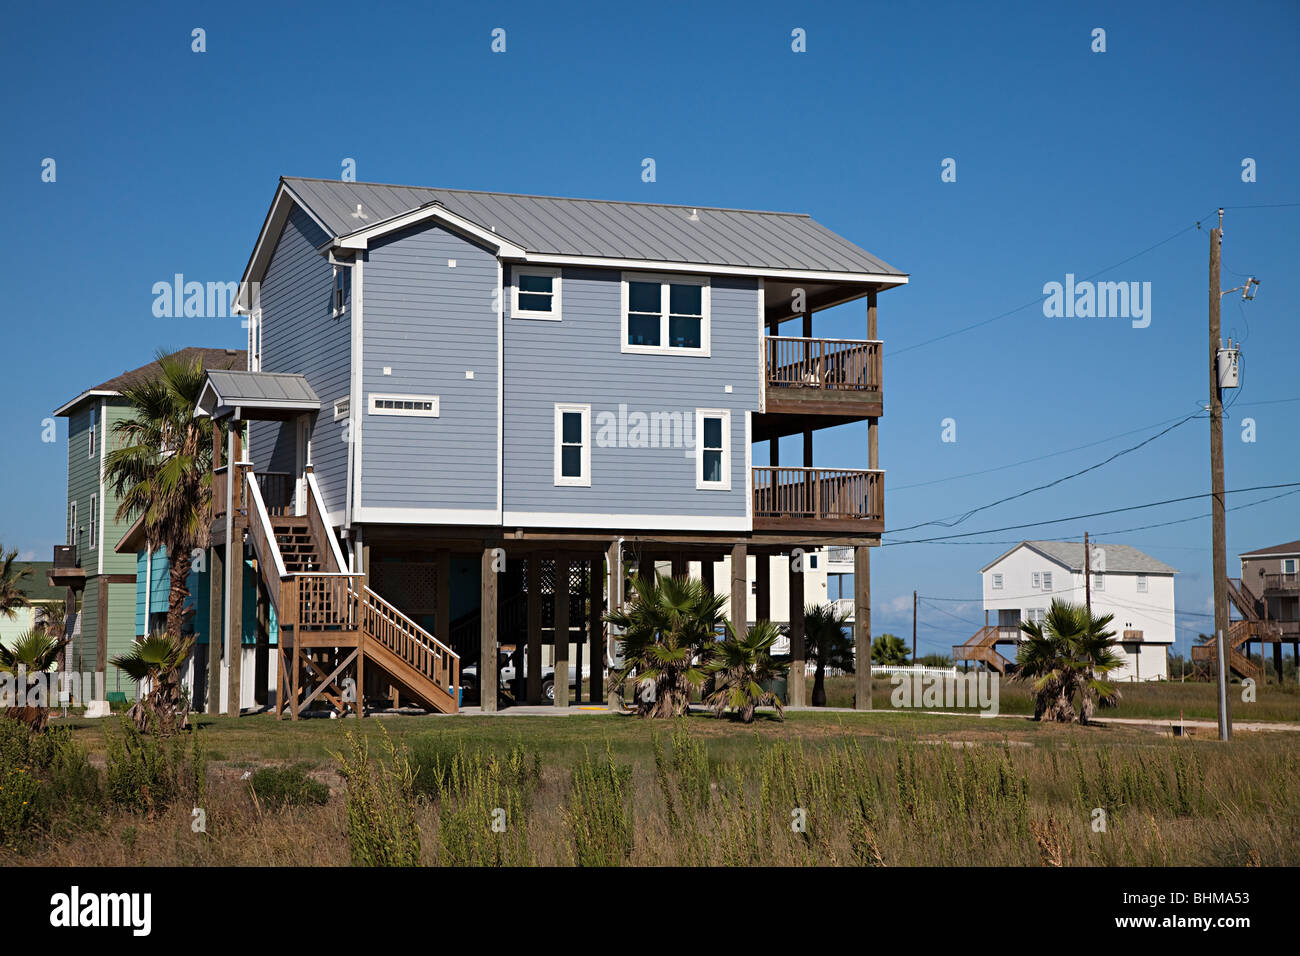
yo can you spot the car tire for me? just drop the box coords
[542,678,555,702]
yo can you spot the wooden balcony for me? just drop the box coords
[752,467,883,533]
[762,336,882,423]
[1261,572,1299,594]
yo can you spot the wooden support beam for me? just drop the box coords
[589,554,603,703]
[854,545,872,710]
[803,430,813,468]
[701,556,715,594]
[95,581,108,695]
[228,530,244,716]
[255,583,269,708]
[436,551,451,647]
[480,546,499,712]
[606,540,622,708]
[638,553,654,583]
[207,545,222,715]
[554,557,570,707]
[755,553,771,622]
[527,556,542,704]
[788,556,806,707]
[671,554,687,578]
[291,632,301,721]
[730,543,747,633]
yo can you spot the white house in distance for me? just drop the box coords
[956,540,1176,681]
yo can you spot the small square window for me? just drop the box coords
[513,268,562,320]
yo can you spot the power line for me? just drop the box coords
[883,481,1300,546]
[886,412,1203,534]
[890,213,1213,358]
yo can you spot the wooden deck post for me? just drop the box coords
[554,557,570,707]
[730,543,747,633]
[227,528,243,716]
[788,555,806,707]
[589,554,603,703]
[527,556,542,704]
[701,555,715,594]
[755,552,770,622]
[606,540,622,708]
[207,545,222,715]
[854,545,872,710]
[638,553,654,583]
[671,554,687,578]
[480,545,499,712]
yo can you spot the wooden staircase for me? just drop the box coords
[1191,578,1274,681]
[953,625,1013,675]
[241,466,459,716]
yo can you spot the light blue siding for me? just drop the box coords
[251,205,351,517]
[502,267,759,522]
[134,547,169,635]
[360,222,499,512]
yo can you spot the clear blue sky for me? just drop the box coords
[3,1,1297,659]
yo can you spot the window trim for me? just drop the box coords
[695,408,731,490]
[1136,574,1148,593]
[333,397,351,422]
[89,493,97,549]
[621,272,711,356]
[1031,571,1040,589]
[991,573,1003,590]
[1092,573,1104,591]
[69,501,77,546]
[368,393,440,417]
[332,265,349,318]
[511,267,563,321]
[1285,559,1297,574]
[88,407,96,460]
[553,403,591,487]
[1042,571,1053,590]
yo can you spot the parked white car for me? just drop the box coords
[461,652,596,702]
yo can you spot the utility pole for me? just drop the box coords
[1084,531,1092,619]
[912,590,917,664]
[1209,209,1231,741]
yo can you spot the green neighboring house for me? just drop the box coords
[0,560,65,648]
[50,347,246,698]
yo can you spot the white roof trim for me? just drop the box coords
[237,183,334,311]
[514,252,909,285]
[334,203,528,258]
[979,542,1073,575]
[53,389,118,417]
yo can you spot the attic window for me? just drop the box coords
[369,394,439,417]
[333,398,350,421]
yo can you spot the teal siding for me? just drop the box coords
[184,549,276,647]
[135,547,170,635]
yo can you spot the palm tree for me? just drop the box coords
[705,619,787,722]
[0,544,32,620]
[112,632,193,734]
[104,349,219,640]
[872,632,910,667]
[605,572,725,718]
[0,627,68,731]
[804,602,854,707]
[1014,599,1124,724]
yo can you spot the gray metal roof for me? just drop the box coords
[197,369,319,420]
[282,177,904,277]
[981,541,1177,575]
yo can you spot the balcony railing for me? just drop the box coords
[765,337,881,391]
[1262,572,1299,592]
[752,467,883,530]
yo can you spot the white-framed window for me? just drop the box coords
[554,403,590,486]
[1136,575,1148,593]
[248,308,263,371]
[512,267,562,320]
[332,266,349,317]
[89,494,97,548]
[68,501,77,546]
[368,394,439,417]
[88,407,97,459]
[1031,571,1040,589]
[992,573,1004,590]
[1042,571,1053,590]
[1285,559,1297,574]
[333,397,350,422]
[695,409,731,490]
[1092,573,1104,591]
[1026,607,1047,625]
[622,273,710,355]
